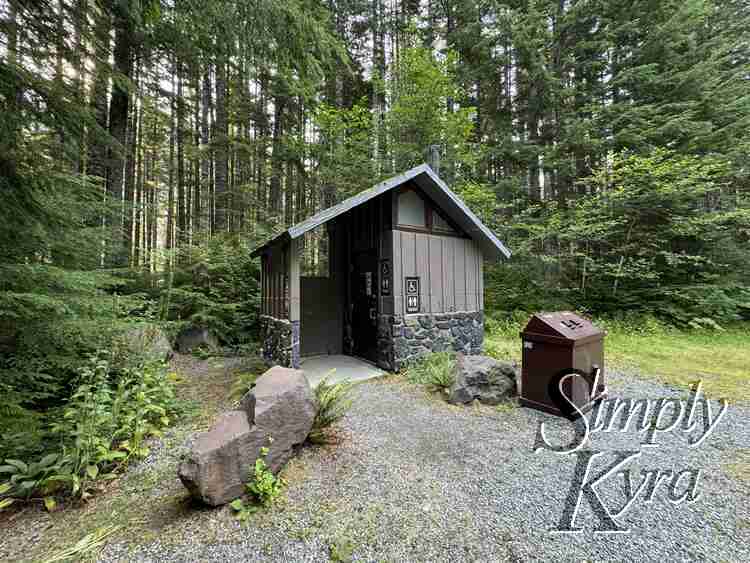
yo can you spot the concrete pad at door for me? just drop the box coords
[301,355,385,388]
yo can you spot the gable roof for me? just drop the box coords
[251,164,511,260]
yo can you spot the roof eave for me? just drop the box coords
[250,230,291,257]
[250,163,512,261]
[415,167,511,260]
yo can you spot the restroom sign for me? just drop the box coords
[380,260,391,295]
[405,277,420,313]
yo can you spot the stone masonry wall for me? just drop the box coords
[377,311,483,372]
[260,315,300,369]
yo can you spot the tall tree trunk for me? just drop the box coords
[166,63,176,258]
[269,95,286,217]
[55,0,66,151]
[193,70,201,236]
[88,4,110,205]
[527,84,541,202]
[134,101,144,267]
[214,58,229,232]
[73,0,87,173]
[123,89,138,265]
[107,6,135,266]
[285,159,294,226]
[149,118,159,271]
[372,0,387,173]
[4,0,21,160]
[255,71,269,226]
[176,62,187,249]
[200,64,212,235]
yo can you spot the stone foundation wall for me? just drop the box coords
[260,315,300,368]
[377,311,483,372]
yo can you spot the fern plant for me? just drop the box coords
[308,372,356,444]
[405,352,456,392]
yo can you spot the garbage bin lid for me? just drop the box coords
[521,311,603,343]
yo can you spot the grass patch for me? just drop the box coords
[484,317,750,403]
[605,325,749,402]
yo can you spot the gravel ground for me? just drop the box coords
[94,367,750,563]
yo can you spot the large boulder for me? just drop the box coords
[175,325,219,353]
[123,324,172,363]
[447,354,517,406]
[178,366,316,506]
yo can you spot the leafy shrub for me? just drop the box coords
[0,454,70,510]
[484,150,750,327]
[0,354,180,508]
[405,352,456,392]
[0,397,46,461]
[308,373,356,444]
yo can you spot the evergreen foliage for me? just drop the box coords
[1,0,749,512]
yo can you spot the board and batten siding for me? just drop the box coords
[391,229,483,315]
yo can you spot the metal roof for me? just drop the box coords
[251,163,511,260]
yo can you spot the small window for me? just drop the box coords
[432,211,455,232]
[397,190,426,227]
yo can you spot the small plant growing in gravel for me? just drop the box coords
[308,372,356,444]
[405,352,456,392]
[328,534,355,562]
[231,443,283,521]
[247,445,283,506]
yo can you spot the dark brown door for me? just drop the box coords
[351,251,378,362]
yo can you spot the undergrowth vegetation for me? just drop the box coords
[0,354,181,511]
[139,235,262,345]
[0,233,263,513]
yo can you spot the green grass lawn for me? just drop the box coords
[484,320,750,404]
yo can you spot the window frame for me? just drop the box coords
[393,185,467,238]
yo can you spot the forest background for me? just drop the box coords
[0,0,749,495]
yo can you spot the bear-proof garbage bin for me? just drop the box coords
[519,311,606,417]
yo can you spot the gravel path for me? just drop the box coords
[96,368,750,563]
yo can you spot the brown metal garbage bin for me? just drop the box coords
[519,312,606,417]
